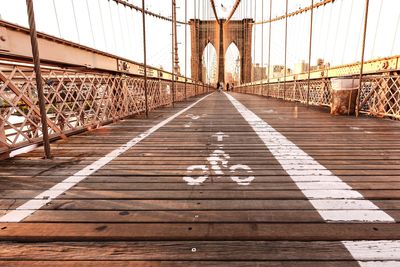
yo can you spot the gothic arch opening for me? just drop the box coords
[202,42,218,84]
[225,42,241,85]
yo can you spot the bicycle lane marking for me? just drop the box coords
[0,93,212,223]
[183,131,255,186]
[224,92,400,265]
[225,92,394,223]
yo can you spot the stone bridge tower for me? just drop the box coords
[190,19,253,84]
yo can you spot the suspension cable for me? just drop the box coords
[98,1,108,52]
[341,0,354,63]
[253,0,335,25]
[108,0,118,54]
[371,0,383,57]
[52,0,62,38]
[209,0,219,23]
[391,13,400,55]
[266,0,272,95]
[225,0,241,24]
[85,0,96,48]
[112,0,188,25]
[71,0,81,43]
[117,3,127,57]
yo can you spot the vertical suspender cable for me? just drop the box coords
[208,1,211,93]
[171,0,175,106]
[252,0,256,93]
[306,0,314,106]
[341,0,354,63]
[98,1,108,51]
[142,0,149,118]
[324,6,333,61]
[71,0,81,43]
[283,0,288,100]
[108,0,118,54]
[117,4,127,56]
[356,0,370,117]
[198,0,201,90]
[26,0,52,159]
[124,7,134,58]
[86,0,96,48]
[261,0,264,94]
[332,0,343,64]
[371,0,383,58]
[194,0,197,94]
[391,14,400,55]
[52,0,62,38]
[267,0,272,96]
[243,0,246,85]
[184,0,187,99]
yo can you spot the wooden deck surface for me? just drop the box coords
[0,92,400,266]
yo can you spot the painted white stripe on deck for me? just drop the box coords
[0,94,211,223]
[224,92,394,223]
[342,241,400,266]
[357,262,400,267]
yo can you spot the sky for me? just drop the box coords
[1,0,399,79]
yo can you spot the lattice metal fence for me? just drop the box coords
[359,74,400,119]
[234,73,400,120]
[235,79,332,107]
[0,62,210,155]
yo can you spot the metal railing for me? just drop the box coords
[0,60,211,157]
[234,72,400,120]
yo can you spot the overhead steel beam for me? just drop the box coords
[254,0,335,25]
[0,20,191,82]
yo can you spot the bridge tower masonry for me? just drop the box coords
[190,18,253,84]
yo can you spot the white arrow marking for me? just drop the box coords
[213,131,229,142]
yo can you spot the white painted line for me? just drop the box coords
[9,144,38,158]
[342,241,400,265]
[357,262,400,267]
[225,92,395,223]
[0,94,212,223]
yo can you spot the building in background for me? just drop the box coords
[252,63,267,81]
[294,60,310,74]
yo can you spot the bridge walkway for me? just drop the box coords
[0,92,400,266]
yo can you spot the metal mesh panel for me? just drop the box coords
[360,74,400,119]
[0,63,209,154]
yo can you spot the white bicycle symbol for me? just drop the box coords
[183,149,255,186]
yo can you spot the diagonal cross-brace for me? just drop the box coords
[0,69,62,135]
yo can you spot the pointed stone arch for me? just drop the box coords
[225,42,241,84]
[202,42,218,83]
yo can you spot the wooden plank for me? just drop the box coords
[0,91,400,264]
[32,199,400,211]
[0,260,362,267]
[0,241,359,260]
[0,223,400,241]
[24,210,325,223]
[2,189,400,200]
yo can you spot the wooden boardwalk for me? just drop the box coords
[0,92,400,266]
